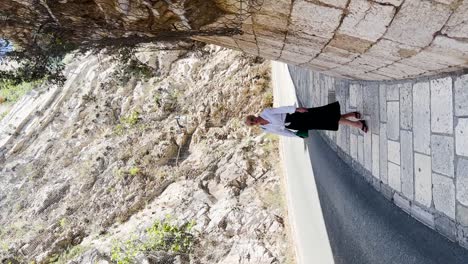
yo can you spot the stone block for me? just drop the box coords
[387,101,400,140]
[380,123,388,184]
[400,51,463,72]
[394,192,411,214]
[256,35,285,49]
[386,84,399,101]
[373,0,403,6]
[441,0,468,39]
[400,83,412,130]
[318,47,359,64]
[254,13,288,32]
[371,69,404,79]
[345,58,380,72]
[431,77,453,134]
[255,0,291,15]
[388,140,400,165]
[319,0,348,8]
[431,135,454,177]
[457,202,468,226]
[401,54,447,72]
[280,49,314,64]
[338,0,395,42]
[413,82,431,155]
[457,158,468,206]
[376,62,427,79]
[284,33,327,53]
[414,153,432,207]
[379,84,387,122]
[364,130,372,171]
[434,214,457,242]
[349,84,359,108]
[328,34,374,55]
[290,0,343,39]
[454,75,468,117]
[411,203,435,228]
[433,173,455,219]
[236,39,258,51]
[341,126,350,154]
[331,67,367,80]
[356,71,389,81]
[363,84,380,133]
[401,130,414,200]
[384,0,452,48]
[366,39,419,63]
[350,133,358,159]
[456,118,468,157]
[358,134,364,164]
[372,134,380,179]
[307,58,342,71]
[356,84,364,116]
[258,48,282,59]
[431,36,468,59]
[388,162,401,192]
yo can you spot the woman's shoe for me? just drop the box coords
[360,120,368,133]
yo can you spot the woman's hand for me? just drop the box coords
[296,107,308,113]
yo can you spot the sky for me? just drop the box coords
[0,39,13,58]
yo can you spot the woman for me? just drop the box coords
[245,101,367,138]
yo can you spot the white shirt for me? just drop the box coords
[259,105,299,137]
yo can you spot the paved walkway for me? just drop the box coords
[288,65,468,250]
[272,62,334,264]
[307,130,468,263]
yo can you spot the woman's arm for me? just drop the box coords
[266,105,296,114]
[295,107,308,113]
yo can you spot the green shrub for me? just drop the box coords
[0,79,42,103]
[110,218,196,264]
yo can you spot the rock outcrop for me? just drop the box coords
[0,45,293,263]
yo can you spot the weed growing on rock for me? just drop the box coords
[110,218,196,264]
[49,245,88,264]
[114,110,140,135]
[128,167,140,176]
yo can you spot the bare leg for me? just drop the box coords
[341,112,361,119]
[339,117,368,132]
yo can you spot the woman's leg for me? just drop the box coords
[341,112,361,119]
[339,117,368,132]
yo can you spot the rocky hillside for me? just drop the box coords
[0,45,293,264]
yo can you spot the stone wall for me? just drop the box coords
[289,65,468,249]
[199,0,468,80]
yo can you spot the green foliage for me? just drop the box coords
[0,33,77,85]
[114,110,140,135]
[0,79,42,103]
[59,218,68,229]
[49,245,87,264]
[0,111,8,121]
[110,218,196,264]
[121,111,140,126]
[128,167,141,176]
[110,47,155,85]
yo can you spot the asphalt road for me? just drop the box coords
[307,131,468,264]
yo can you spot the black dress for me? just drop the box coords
[285,101,341,131]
